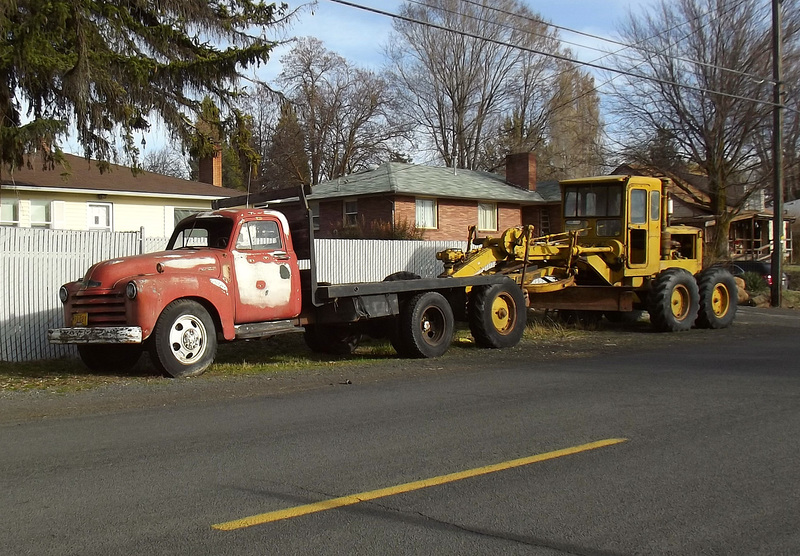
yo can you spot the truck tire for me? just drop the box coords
[77,344,143,374]
[395,291,454,358]
[149,299,217,377]
[695,267,737,329]
[304,325,361,355]
[383,271,421,281]
[468,283,527,348]
[648,268,699,332]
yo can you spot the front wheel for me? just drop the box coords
[395,291,454,358]
[77,344,143,374]
[149,299,217,377]
[648,269,699,332]
[695,267,737,329]
[468,283,527,348]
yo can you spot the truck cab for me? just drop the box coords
[49,208,303,378]
[561,175,703,286]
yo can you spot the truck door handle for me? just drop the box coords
[273,251,289,260]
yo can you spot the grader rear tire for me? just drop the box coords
[648,269,699,332]
[695,267,737,329]
[468,283,527,348]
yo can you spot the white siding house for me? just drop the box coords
[0,152,236,238]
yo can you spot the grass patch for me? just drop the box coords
[782,289,800,308]
[0,313,643,393]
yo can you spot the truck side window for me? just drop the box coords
[236,221,283,251]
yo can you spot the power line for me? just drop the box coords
[456,0,773,86]
[326,0,784,111]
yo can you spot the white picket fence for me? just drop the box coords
[0,227,462,362]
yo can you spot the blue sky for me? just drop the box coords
[265,0,644,77]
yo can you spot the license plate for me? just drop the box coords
[71,312,88,326]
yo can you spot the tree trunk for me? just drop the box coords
[709,211,733,261]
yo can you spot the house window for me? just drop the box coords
[478,202,497,232]
[1,198,19,226]
[415,198,437,229]
[30,200,52,228]
[310,202,320,231]
[344,200,358,227]
[87,203,113,231]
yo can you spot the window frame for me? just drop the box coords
[415,197,438,229]
[87,202,113,231]
[0,198,19,226]
[310,202,320,232]
[30,200,52,228]
[343,199,358,228]
[477,201,498,232]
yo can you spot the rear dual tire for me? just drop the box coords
[394,292,454,358]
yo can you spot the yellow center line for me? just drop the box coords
[212,437,627,531]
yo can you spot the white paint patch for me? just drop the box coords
[233,257,292,308]
[161,257,216,270]
[210,278,229,295]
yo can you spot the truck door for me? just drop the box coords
[627,187,649,269]
[231,218,302,323]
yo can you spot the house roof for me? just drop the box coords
[308,162,561,204]
[1,152,237,199]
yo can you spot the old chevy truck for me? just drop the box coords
[48,186,526,377]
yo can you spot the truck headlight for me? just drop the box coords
[126,281,138,300]
[59,286,69,304]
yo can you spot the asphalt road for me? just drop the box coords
[2,307,799,555]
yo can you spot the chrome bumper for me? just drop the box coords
[48,327,143,344]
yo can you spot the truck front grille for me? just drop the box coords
[70,293,127,326]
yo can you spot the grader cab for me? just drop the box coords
[438,175,737,332]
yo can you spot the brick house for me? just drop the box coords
[0,151,237,238]
[308,153,562,241]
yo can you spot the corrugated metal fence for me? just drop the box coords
[0,228,462,362]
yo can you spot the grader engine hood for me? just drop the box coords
[82,250,224,289]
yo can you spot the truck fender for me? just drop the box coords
[129,275,236,341]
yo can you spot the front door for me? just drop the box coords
[232,218,302,324]
[627,187,648,269]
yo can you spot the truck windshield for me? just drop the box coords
[563,185,623,218]
[167,218,234,250]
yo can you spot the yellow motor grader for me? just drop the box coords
[438,175,737,332]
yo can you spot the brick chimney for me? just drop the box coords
[505,152,536,191]
[198,144,223,187]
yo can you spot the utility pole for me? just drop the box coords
[771,0,784,307]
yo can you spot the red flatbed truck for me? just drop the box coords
[49,186,526,377]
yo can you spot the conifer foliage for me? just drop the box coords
[0,0,286,174]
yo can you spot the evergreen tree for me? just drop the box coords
[0,0,286,175]
[261,101,310,190]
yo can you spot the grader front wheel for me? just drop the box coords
[648,269,700,332]
[468,282,527,348]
